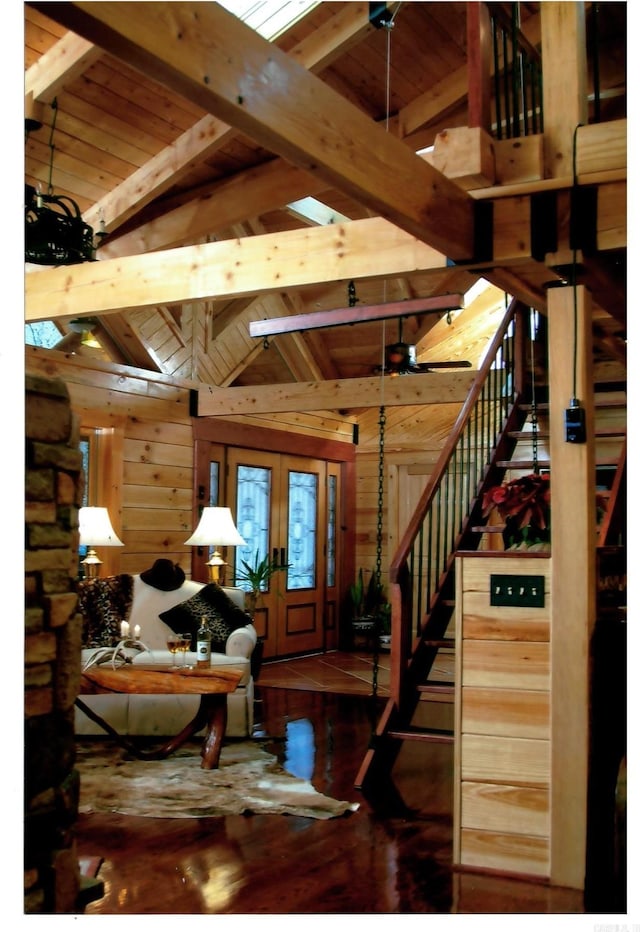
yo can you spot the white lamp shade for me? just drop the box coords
[184,507,246,547]
[79,507,124,546]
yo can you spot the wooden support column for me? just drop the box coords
[547,283,596,889]
[541,2,588,178]
[466,1,492,130]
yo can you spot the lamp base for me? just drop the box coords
[206,551,227,585]
[82,549,103,578]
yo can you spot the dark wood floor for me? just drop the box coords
[75,653,601,916]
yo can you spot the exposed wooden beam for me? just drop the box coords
[100,158,327,259]
[31,1,476,261]
[25,217,447,322]
[84,1,375,238]
[25,181,626,322]
[25,30,101,102]
[250,294,465,338]
[196,371,476,417]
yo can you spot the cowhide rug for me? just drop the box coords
[75,739,359,820]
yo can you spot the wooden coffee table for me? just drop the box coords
[76,664,243,769]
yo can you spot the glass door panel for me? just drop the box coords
[235,464,272,590]
[287,470,318,590]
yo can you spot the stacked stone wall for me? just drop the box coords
[24,373,86,913]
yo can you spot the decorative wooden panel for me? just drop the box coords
[460,782,550,837]
[460,735,549,786]
[459,829,550,876]
[461,640,549,691]
[462,687,549,739]
[454,553,552,879]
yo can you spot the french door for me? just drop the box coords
[226,448,339,658]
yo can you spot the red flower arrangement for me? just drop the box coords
[482,472,551,548]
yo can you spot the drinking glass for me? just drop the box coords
[179,634,193,669]
[166,635,181,669]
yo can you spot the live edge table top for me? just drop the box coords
[80,664,243,696]
[77,664,244,769]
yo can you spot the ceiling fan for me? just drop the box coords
[375,319,472,376]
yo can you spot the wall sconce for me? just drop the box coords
[79,506,123,577]
[184,507,246,583]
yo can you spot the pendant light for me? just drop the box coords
[25,99,105,265]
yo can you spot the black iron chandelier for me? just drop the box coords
[25,99,103,265]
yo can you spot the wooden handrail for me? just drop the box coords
[385,299,531,706]
[389,299,522,584]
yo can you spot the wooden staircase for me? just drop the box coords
[354,301,626,794]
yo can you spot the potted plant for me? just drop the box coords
[349,568,390,643]
[235,549,290,617]
[482,472,551,550]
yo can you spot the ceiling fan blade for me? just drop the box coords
[414,360,472,369]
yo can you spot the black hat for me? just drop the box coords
[140,559,186,592]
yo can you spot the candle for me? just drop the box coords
[120,621,130,638]
[134,625,141,639]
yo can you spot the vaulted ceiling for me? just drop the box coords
[24,1,627,415]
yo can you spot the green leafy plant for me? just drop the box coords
[349,568,388,620]
[235,550,290,613]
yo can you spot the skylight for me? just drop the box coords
[25,320,62,349]
[287,196,350,226]
[217,1,320,40]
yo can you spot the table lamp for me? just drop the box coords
[184,506,246,583]
[79,506,124,577]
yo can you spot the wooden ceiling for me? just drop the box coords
[24,2,627,406]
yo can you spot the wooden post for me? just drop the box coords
[466,2,492,131]
[541,2,588,178]
[547,283,596,888]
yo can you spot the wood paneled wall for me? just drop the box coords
[25,347,354,580]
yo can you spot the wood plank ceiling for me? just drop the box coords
[24,2,627,413]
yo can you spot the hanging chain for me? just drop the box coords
[369,14,395,712]
[348,280,357,307]
[46,98,59,196]
[529,307,539,474]
[370,404,386,700]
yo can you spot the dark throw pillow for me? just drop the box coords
[159,583,250,651]
[78,574,134,647]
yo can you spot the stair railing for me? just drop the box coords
[388,299,529,704]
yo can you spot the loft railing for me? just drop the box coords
[489,3,543,139]
[387,300,530,703]
[467,3,543,139]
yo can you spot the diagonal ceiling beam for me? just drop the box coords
[101,158,328,258]
[80,0,377,238]
[30,1,476,260]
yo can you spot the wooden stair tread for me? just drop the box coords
[508,427,624,440]
[496,456,620,469]
[495,459,550,469]
[418,680,454,694]
[386,726,454,744]
[519,399,625,412]
[422,637,455,649]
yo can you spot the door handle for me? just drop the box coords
[280,547,286,567]
[273,547,279,567]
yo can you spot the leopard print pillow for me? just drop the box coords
[77,574,134,647]
[159,583,249,651]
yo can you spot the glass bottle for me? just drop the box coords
[196,616,211,667]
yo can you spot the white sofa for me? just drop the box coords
[76,575,257,738]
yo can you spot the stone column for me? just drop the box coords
[24,373,87,913]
